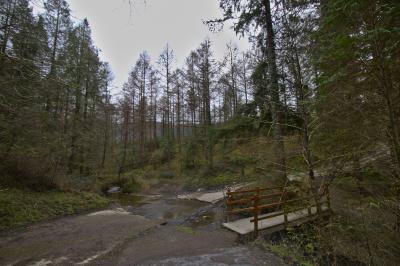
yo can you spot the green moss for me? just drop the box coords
[269,243,290,258]
[0,189,110,231]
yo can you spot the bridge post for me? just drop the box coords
[226,188,232,222]
[253,187,260,238]
[284,206,288,227]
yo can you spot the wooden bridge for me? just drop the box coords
[223,185,331,237]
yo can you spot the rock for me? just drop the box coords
[126,206,136,213]
[107,186,121,194]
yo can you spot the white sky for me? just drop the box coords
[65,0,251,94]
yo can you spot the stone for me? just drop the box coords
[107,186,121,194]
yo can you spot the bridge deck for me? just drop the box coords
[223,203,329,235]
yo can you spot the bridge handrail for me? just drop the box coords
[227,195,313,214]
[226,185,285,195]
[224,184,332,238]
[250,199,330,223]
[226,191,288,206]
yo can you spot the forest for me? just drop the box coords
[0,0,399,265]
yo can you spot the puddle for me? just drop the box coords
[128,198,211,225]
[189,211,217,227]
[186,203,226,230]
[107,193,145,207]
[162,211,176,220]
[107,193,223,228]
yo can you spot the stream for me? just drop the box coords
[98,192,285,266]
[0,191,286,266]
[107,192,224,228]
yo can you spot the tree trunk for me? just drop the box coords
[101,89,110,168]
[177,84,181,144]
[50,6,61,117]
[243,52,248,104]
[263,0,287,181]
[290,48,315,181]
[120,105,130,178]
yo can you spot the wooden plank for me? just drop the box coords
[222,204,330,235]
[253,187,260,238]
[227,196,313,214]
[226,197,253,205]
[227,206,254,214]
[250,210,285,222]
[256,196,313,211]
[227,191,287,205]
[250,202,326,223]
[228,186,285,195]
[258,191,288,200]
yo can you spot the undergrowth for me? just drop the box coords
[0,189,110,231]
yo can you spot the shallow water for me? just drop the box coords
[107,193,145,207]
[130,198,208,224]
[107,193,224,228]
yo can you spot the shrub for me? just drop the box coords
[121,179,141,193]
[181,137,200,169]
[158,170,175,179]
[0,189,109,231]
[149,138,175,166]
[100,176,140,194]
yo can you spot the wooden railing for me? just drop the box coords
[225,185,331,237]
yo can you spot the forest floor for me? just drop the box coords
[0,184,286,266]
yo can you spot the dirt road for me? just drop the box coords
[0,192,286,266]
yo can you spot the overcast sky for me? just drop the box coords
[65,0,250,94]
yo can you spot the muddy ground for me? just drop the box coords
[0,187,286,266]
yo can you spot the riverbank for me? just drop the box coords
[0,189,110,231]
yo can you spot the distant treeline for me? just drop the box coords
[1,0,399,195]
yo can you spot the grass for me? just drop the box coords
[0,189,110,231]
[268,242,313,266]
[176,226,197,235]
[261,225,317,266]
